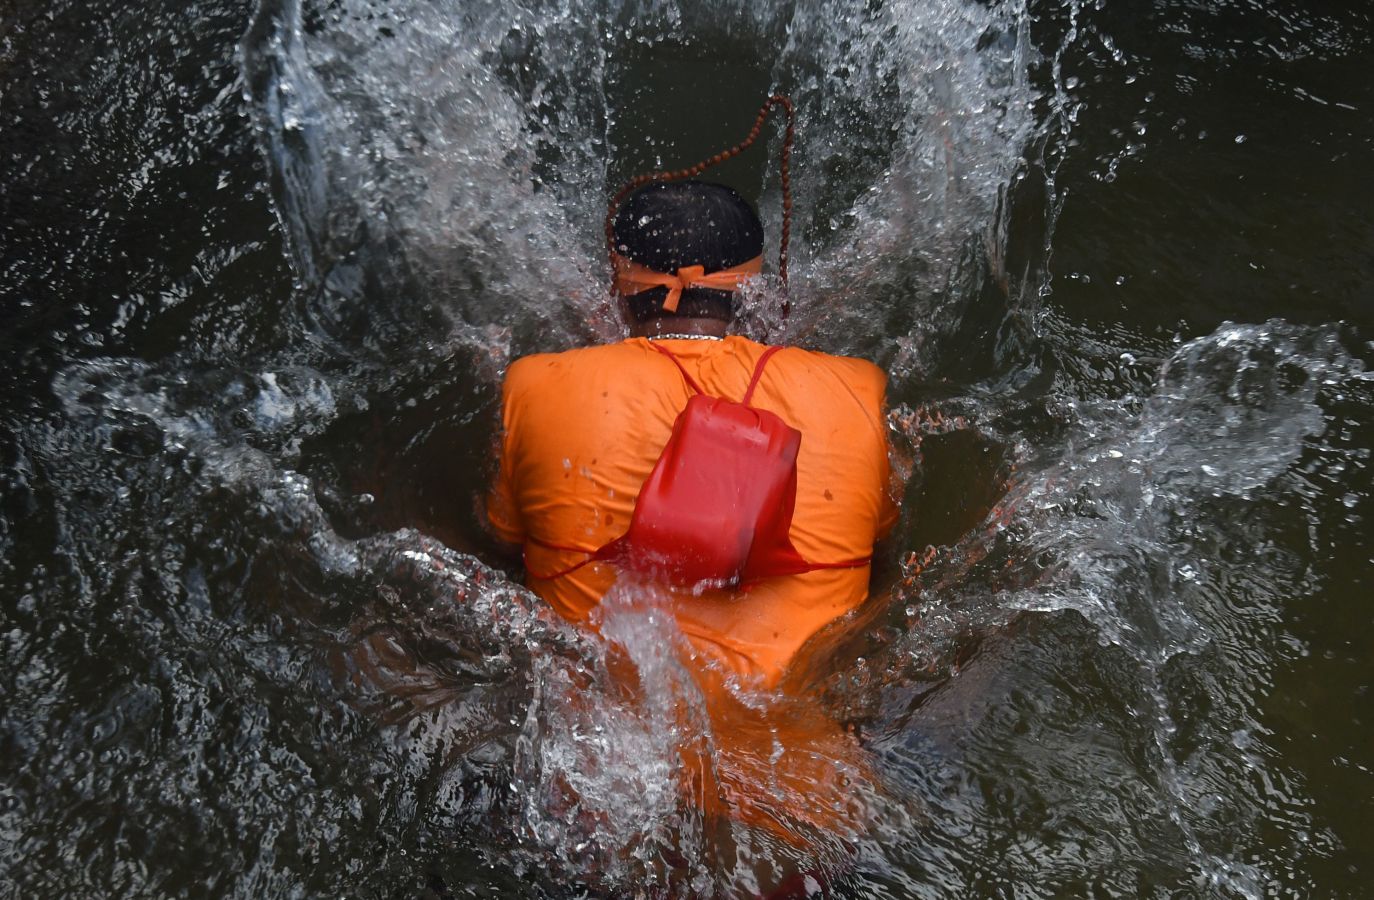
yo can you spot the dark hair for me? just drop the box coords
[612,180,764,322]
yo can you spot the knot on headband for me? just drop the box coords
[611,253,763,313]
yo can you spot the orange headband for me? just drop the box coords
[611,252,763,314]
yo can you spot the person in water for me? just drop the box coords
[485,179,901,875]
[487,179,898,686]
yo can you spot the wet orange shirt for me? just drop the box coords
[487,336,898,685]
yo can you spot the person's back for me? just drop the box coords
[487,333,896,684]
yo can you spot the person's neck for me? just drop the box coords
[631,317,730,339]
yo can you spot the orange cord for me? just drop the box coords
[605,94,795,319]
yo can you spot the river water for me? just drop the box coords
[2,0,1371,896]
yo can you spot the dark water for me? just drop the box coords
[2,0,1371,896]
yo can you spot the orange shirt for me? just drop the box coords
[487,336,898,685]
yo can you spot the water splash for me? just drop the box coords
[240,0,1038,368]
[6,0,1371,896]
[819,321,1362,895]
[781,0,1036,371]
